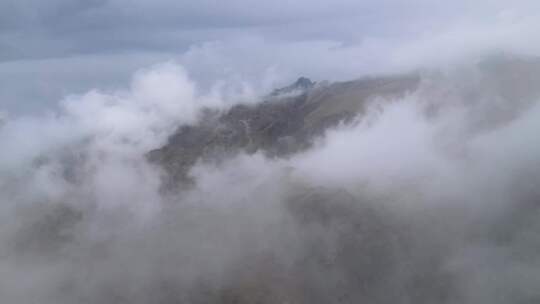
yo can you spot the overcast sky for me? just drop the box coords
[1,0,540,114]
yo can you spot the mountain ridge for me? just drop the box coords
[149,55,540,186]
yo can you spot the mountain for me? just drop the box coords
[143,55,540,303]
[149,73,420,184]
[149,54,540,186]
[270,76,316,96]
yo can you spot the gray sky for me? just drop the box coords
[1,0,540,114]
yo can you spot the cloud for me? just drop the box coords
[3,0,540,114]
[1,1,540,302]
[0,62,224,172]
[1,58,540,302]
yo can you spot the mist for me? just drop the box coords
[0,56,539,303]
[2,1,540,303]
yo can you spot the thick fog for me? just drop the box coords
[1,0,540,303]
[0,56,540,303]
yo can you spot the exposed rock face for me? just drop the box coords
[150,54,540,186]
[149,73,420,184]
[270,76,315,96]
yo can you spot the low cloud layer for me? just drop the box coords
[1,59,540,303]
[1,1,540,302]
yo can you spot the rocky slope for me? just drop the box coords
[150,54,540,186]
[149,73,420,184]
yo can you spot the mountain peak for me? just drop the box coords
[294,77,315,89]
[271,77,315,96]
